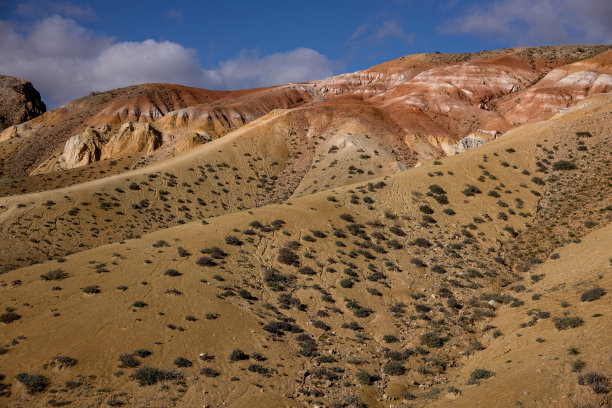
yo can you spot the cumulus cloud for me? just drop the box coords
[204,48,336,90]
[0,16,335,107]
[439,0,612,45]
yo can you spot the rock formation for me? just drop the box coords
[101,122,163,159]
[0,75,46,132]
[62,129,103,169]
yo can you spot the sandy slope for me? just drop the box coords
[0,94,609,407]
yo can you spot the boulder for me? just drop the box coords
[62,129,103,169]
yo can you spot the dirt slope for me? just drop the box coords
[0,93,609,407]
[0,100,415,269]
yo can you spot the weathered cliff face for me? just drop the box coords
[314,46,612,157]
[100,122,163,160]
[0,84,232,177]
[155,84,318,138]
[0,75,46,132]
[0,83,319,177]
[503,50,612,124]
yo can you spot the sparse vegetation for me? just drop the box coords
[553,316,584,330]
[15,373,49,394]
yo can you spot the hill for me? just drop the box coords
[1,45,611,188]
[0,90,609,408]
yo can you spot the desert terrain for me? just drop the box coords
[0,45,610,408]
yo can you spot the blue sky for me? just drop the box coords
[1,0,610,107]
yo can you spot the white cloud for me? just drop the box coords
[0,16,335,108]
[439,0,612,45]
[204,48,336,90]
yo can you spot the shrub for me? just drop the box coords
[429,184,446,194]
[356,370,377,385]
[383,334,399,343]
[201,246,227,259]
[313,320,331,331]
[225,235,243,246]
[578,371,609,394]
[412,238,432,248]
[431,265,447,274]
[462,185,481,196]
[152,240,169,248]
[389,226,406,236]
[196,257,217,267]
[317,355,337,364]
[278,247,299,266]
[434,194,449,204]
[571,359,586,372]
[177,246,190,257]
[229,349,249,362]
[387,239,403,249]
[410,258,426,267]
[553,316,584,330]
[107,394,125,406]
[41,269,68,281]
[339,213,355,222]
[353,308,372,318]
[15,373,49,394]
[422,215,436,224]
[132,367,182,385]
[132,301,147,308]
[340,278,354,288]
[199,367,220,378]
[118,354,140,368]
[0,312,21,323]
[467,368,493,385]
[248,364,269,375]
[164,269,182,277]
[262,321,302,335]
[383,362,406,376]
[311,230,327,238]
[580,287,605,302]
[420,333,447,348]
[298,266,316,276]
[251,352,266,361]
[237,289,256,300]
[264,269,296,292]
[419,205,434,214]
[134,349,152,358]
[82,285,100,294]
[54,356,78,368]
[173,357,192,367]
[552,160,577,171]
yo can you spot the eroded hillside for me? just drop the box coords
[1,45,610,191]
